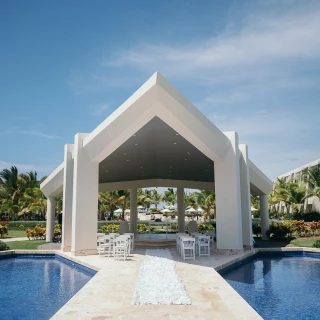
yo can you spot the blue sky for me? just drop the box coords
[1,0,320,181]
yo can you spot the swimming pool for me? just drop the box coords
[220,251,320,320]
[0,254,96,320]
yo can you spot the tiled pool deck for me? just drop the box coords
[2,246,320,319]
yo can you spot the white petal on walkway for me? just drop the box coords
[133,249,191,305]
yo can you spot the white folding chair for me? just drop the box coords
[181,237,195,260]
[98,236,112,257]
[198,235,210,257]
[124,233,134,251]
[113,237,128,260]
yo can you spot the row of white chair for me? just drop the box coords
[176,232,211,260]
[98,233,134,260]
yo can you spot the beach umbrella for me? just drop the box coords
[114,208,122,213]
[197,207,204,215]
[161,209,171,213]
[125,209,130,213]
[251,207,259,212]
[186,208,197,212]
[137,205,144,209]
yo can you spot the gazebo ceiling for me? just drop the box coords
[99,117,214,184]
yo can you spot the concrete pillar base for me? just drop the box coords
[61,246,71,252]
[215,248,244,255]
[243,245,254,251]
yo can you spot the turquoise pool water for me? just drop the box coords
[220,251,320,320]
[0,254,96,320]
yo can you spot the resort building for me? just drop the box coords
[276,158,320,213]
[40,72,273,256]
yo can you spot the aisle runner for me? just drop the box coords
[133,249,191,305]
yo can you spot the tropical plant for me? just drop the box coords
[0,240,9,251]
[117,189,130,219]
[151,189,161,209]
[303,164,320,199]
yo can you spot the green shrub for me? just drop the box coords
[138,223,148,233]
[0,240,10,251]
[7,221,44,229]
[101,224,120,234]
[293,211,320,222]
[18,224,25,230]
[170,223,178,231]
[0,224,8,238]
[267,222,295,239]
[252,224,261,237]
[312,239,320,248]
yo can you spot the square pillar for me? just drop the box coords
[130,188,138,234]
[61,144,74,252]
[46,196,56,242]
[215,132,243,251]
[239,144,252,248]
[177,187,185,233]
[260,194,269,240]
[71,133,99,256]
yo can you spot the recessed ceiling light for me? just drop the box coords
[176,133,179,136]
[106,170,108,173]
[127,159,130,162]
[187,152,190,154]
[173,142,177,145]
[135,144,138,146]
[124,153,126,155]
[185,159,187,161]
[205,170,208,172]
[141,167,143,169]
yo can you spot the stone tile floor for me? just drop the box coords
[52,248,262,320]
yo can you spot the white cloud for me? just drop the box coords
[104,6,320,83]
[6,129,62,140]
[91,103,110,116]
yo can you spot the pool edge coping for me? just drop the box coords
[0,249,100,272]
[2,247,320,320]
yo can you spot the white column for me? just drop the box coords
[239,144,252,248]
[177,187,185,233]
[215,132,243,250]
[71,133,99,256]
[130,188,138,234]
[61,144,74,252]
[46,196,56,242]
[260,194,269,240]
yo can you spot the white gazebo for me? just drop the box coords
[40,72,273,256]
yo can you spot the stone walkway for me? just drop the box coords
[52,249,262,320]
[37,243,61,250]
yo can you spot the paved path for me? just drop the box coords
[1,237,29,242]
[37,243,61,250]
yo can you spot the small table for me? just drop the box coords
[148,221,169,238]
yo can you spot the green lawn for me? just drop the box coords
[289,237,320,247]
[5,229,27,238]
[8,240,46,250]
[255,236,320,248]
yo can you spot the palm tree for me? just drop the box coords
[303,164,320,199]
[273,179,306,218]
[196,190,215,221]
[104,191,120,220]
[0,166,22,205]
[151,189,161,210]
[138,189,152,212]
[118,189,130,219]
[163,188,177,207]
